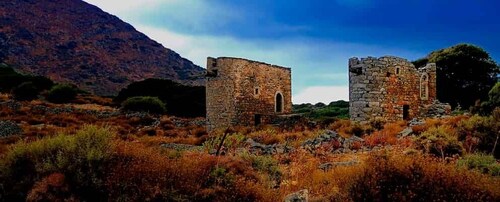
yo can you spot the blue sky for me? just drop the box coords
[84,0,500,104]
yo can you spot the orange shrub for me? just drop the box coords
[107,142,276,201]
[364,131,398,147]
[347,152,500,201]
[247,129,284,145]
[363,121,405,147]
[328,119,352,136]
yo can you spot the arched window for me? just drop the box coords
[275,93,283,113]
[420,74,429,100]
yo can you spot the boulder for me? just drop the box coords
[246,138,293,155]
[284,189,308,202]
[398,127,413,137]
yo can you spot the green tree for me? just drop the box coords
[414,44,499,108]
[46,84,78,103]
[115,79,204,117]
[11,82,38,101]
[121,96,166,114]
[0,64,53,93]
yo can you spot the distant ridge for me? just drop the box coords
[0,0,205,96]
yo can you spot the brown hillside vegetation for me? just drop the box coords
[0,95,499,201]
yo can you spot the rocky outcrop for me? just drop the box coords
[0,121,22,138]
[301,130,364,153]
[420,100,452,118]
[246,138,294,155]
[284,189,309,202]
[0,0,205,96]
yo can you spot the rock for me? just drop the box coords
[342,135,364,149]
[284,189,308,202]
[0,121,22,138]
[0,100,21,111]
[301,130,340,149]
[409,118,425,127]
[420,100,452,118]
[348,135,364,142]
[247,138,293,155]
[398,127,413,137]
[301,130,366,153]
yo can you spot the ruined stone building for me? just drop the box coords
[349,56,440,122]
[206,57,292,132]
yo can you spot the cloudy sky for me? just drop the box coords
[84,0,500,104]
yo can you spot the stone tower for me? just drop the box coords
[349,56,437,122]
[206,57,292,132]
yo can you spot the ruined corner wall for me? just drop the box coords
[349,56,437,122]
[206,57,292,132]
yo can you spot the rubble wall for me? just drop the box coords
[206,57,292,131]
[349,56,437,122]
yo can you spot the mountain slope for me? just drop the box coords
[0,0,205,96]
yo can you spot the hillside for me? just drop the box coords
[0,0,205,96]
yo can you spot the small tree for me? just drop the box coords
[46,84,78,103]
[414,44,500,109]
[121,96,166,114]
[11,82,39,101]
[488,82,500,107]
[471,82,500,115]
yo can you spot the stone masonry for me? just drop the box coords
[206,57,292,132]
[349,56,439,122]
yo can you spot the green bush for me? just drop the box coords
[0,64,53,93]
[457,153,500,176]
[115,79,205,117]
[473,82,500,114]
[46,84,78,103]
[457,115,500,158]
[415,126,463,158]
[293,100,350,120]
[488,82,500,107]
[0,125,114,201]
[239,152,282,186]
[12,82,39,101]
[121,96,166,114]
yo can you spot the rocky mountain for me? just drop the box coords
[0,0,205,96]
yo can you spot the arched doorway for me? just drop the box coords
[275,93,283,113]
[420,74,429,100]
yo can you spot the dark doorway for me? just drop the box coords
[254,114,262,126]
[403,105,410,120]
[276,93,283,113]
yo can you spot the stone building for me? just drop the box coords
[349,56,440,122]
[206,57,292,132]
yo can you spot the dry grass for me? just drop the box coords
[363,121,406,147]
[2,96,500,201]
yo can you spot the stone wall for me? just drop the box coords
[349,56,437,122]
[206,57,292,132]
